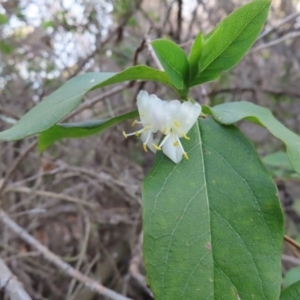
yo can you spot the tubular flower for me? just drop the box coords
[152,100,201,163]
[123,90,161,153]
[123,90,201,163]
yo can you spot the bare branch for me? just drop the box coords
[145,35,164,71]
[259,12,300,40]
[0,209,133,300]
[0,257,32,300]
[251,31,300,53]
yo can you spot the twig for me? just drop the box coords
[282,254,300,265]
[145,34,164,71]
[251,31,300,53]
[284,235,300,251]
[0,141,37,196]
[65,83,129,120]
[176,0,183,42]
[4,186,97,209]
[0,208,133,300]
[259,12,300,40]
[0,256,32,300]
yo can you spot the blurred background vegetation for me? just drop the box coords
[0,0,300,299]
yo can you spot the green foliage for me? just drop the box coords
[281,280,300,299]
[204,101,300,175]
[152,39,189,94]
[38,110,138,152]
[0,13,8,25]
[284,267,300,288]
[188,32,204,79]
[190,0,271,86]
[262,152,300,179]
[143,117,283,300]
[0,41,14,54]
[0,66,173,141]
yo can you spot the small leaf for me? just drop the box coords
[281,280,300,300]
[143,117,283,299]
[38,110,138,152]
[0,41,14,54]
[0,13,8,25]
[205,101,300,175]
[284,267,300,288]
[0,66,173,141]
[191,0,271,86]
[188,32,204,79]
[152,39,189,91]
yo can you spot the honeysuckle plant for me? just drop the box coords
[1,0,300,299]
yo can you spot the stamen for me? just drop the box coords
[176,135,188,160]
[142,125,151,133]
[173,141,179,147]
[131,119,138,127]
[143,143,148,152]
[162,127,167,135]
[182,133,190,140]
[123,128,144,138]
[152,144,162,151]
[174,121,181,128]
[183,152,189,160]
[158,133,171,148]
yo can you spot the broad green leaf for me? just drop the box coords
[38,110,138,152]
[190,0,271,86]
[281,280,300,300]
[0,66,172,141]
[143,117,283,300]
[205,101,300,175]
[188,32,204,79]
[152,39,189,92]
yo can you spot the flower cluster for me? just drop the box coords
[123,91,201,163]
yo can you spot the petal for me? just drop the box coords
[137,90,162,128]
[151,100,171,133]
[177,101,201,134]
[162,134,183,163]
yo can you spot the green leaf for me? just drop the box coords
[188,32,204,79]
[262,152,293,171]
[281,280,300,300]
[191,0,271,86]
[0,66,173,141]
[262,152,300,179]
[284,267,300,288]
[205,101,300,175]
[0,13,8,25]
[152,39,189,91]
[38,110,138,152]
[143,117,283,300]
[0,41,14,54]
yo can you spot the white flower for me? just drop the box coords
[152,100,201,163]
[123,90,201,163]
[123,90,161,152]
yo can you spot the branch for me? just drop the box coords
[0,257,32,300]
[145,34,164,71]
[251,31,300,53]
[0,141,37,195]
[284,234,300,251]
[258,12,300,40]
[0,209,133,300]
